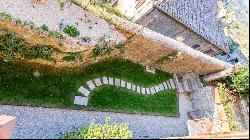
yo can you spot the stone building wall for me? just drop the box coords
[136,8,224,56]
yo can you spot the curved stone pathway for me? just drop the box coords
[74,77,177,106]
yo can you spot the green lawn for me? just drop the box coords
[0,58,178,116]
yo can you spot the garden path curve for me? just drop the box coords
[74,77,177,106]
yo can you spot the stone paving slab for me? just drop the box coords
[108,77,114,85]
[87,80,96,90]
[94,78,102,87]
[169,79,176,89]
[137,86,141,93]
[154,85,160,92]
[141,87,146,94]
[159,84,164,91]
[126,82,132,90]
[132,84,136,91]
[78,86,90,97]
[74,96,88,106]
[163,82,168,89]
[150,87,156,94]
[102,77,108,85]
[115,78,121,87]
[166,80,171,89]
[121,80,126,88]
[146,88,151,94]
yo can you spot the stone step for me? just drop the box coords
[94,78,102,87]
[78,86,90,97]
[102,77,108,85]
[87,80,96,91]
[74,96,88,106]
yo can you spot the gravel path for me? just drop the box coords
[0,0,126,46]
[0,94,192,139]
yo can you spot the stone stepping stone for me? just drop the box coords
[108,77,114,85]
[163,82,168,89]
[126,82,132,90]
[146,88,151,94]
[74,96,88,106]
[115,78,121,87]
[94,78,102,87]
[87,80,96,91]
[132,84,136,91]
[102,77,108,85]
[121,80,126,88]
[169,79,176,89]
[78,86,90,97]
[136,86,141,93]
[141,87,146,94]
[154,85,160,92]
[150,87,156,94]
[159,84,164,91]
[166,80,171,89]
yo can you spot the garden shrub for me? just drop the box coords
[63,25,80,37]
[0,33,27,61]
[24,44,54,61]
[115,43,126,49]
[61,117,133,139]
[63,55,76,62]
[217,83,239,131]
[232,65,249,97]
[40,24,49,32]
[0,12,12,22]
[93,44,112,57]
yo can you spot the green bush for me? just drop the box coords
[217,83,239,131]
[93,44,112,57]
[0,12,12,22]
[24,44,54,61]
[63,25,80,37]
[232,65,249,96]
[40,24,49,32]
[63,55,76,62]
[0,33,27,61]
[61,117,133,139]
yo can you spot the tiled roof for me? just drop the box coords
[155,0,229,52]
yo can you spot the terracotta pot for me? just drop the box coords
[0,115,16,139]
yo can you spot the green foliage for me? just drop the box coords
[24,44,55,61]
[115,43,126,49]
[40,24,49,32]
[93,44,113,57]
[61,117,133,139]
[23,21,36,29]
[217,83,239,131]
[48,31,64,40]
[15,19,22,25]
[90,0,99,5]
[0,33,58,62]
[156,51,179,65]
[232,65,249,96]
[58,0,68,10]
[0,12,12,22]
[101,2,123,17]
[63,25,80,37]
[0,33,27,61]
[63,52,81,62]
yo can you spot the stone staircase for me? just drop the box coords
[174,73,203,93]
